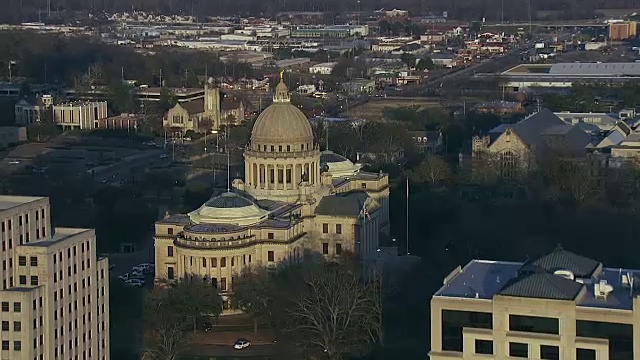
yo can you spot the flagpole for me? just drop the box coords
[406,177,409,255]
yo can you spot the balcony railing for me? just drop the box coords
[175,235,258,249]
[244,148,319,159]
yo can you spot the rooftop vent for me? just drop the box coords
[595,279,614,300]
[554,269,575,281]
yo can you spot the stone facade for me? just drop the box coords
[154,79,390,313]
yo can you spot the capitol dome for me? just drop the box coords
[188,192,269,226]
[250,77,314,147]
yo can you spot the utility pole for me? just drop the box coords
[528,0,532,36]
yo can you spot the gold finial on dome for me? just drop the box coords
[273,72,290,103]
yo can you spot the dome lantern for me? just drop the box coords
[273,70,290,103]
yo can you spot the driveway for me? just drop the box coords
[184,344,279,358]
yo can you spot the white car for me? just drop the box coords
[133,263,155,274]
[7,160,20,165]
[160,154,168,159]
[233,339,251,350]
[125,278,145,287]
[119,272,144,281]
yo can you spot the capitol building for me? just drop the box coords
[153,78,390,311]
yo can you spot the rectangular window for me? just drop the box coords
[322,243,329,254]
[322,223,328,233]
[19,275,26,285]
[1,321,8,331]
[231,257,235,267]
[1,341,7,350]
[167,246,174,257]
[509,314,559,334]
[168,228,173,235]
[13,341,21,351]
[30,257,37,266]
[202,257,207,267]
[576,320,633,360]
[1,302,8,312]
[220,257,226,267]
[13,303,20,312]
[541,345,559,360]
[30,276,38,286]
[268,251,275,262]
[335,243,342,255]
[167,267,174,280]
[267,232,274,240]
[13,321,20,332]
[212,258,217,268]
[441,310,492,352]
[18,256,26,266]
[336,224,342,234]
[509,343,528,358]
[576,348,596,360]
[475,339,493,355]
[220,277,227,291]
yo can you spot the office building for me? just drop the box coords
[0,196,110,360]
[609,21,637,40]
[53,102,108,130]
[430,245,637,360]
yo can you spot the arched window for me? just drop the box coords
[499,150,518,179]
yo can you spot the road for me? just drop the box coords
[185,344,279,358]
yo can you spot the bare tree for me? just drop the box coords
[412,154,452,185]
[167,279,223,335]
[232,266,276,333]
[143,288,191,360]
[285,261,381,360]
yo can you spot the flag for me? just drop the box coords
[363,207,371,221]
[359,198,371,221]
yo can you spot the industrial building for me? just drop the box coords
[486,62,640,92]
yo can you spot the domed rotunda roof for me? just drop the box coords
[188,192,269,226]
[320,150,362,177]
[251,75,313,144]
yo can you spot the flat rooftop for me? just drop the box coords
[22,227,92,247]
[435,256,640,311]
[0,196,46,211]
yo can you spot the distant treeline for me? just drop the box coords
[3,0,640,22]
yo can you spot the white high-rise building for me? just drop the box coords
[0,195,110,360]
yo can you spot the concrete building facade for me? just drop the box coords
[154,77,390,313]
[53,102,108,130]
[0,126,27,150]
[430,246,637,360]
[0,196,110,360]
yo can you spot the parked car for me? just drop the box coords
[125,278,145,287]
[119,272,144,281]
[234,339,251,350]
[131,269,144,278]
[132,263,155,274]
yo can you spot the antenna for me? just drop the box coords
[226,116,230,193]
